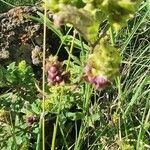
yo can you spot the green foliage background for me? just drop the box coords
[0,0,39,13]
[0,0,149,149]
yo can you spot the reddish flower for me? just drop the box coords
[83,66,110,89]
[45,56,70,86]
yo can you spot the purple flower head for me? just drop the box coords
[49,65,58,73]
[83,65,110,89]
[27,116,35,126]
[45,58,70,86]
[92,76,110,89]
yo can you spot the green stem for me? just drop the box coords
[9,112,17,150]
[109,27,115,46]
[0,0,15,7]
[84,84,93,113]
[74,85,92,150]
[36,116,42,150]
[51,89,63,150]
[136,92,150,149]
[42,5,47,150]
[66,30,76,71]
[59,124,69,149]
[56,27,72,56]
[51,115,59,150]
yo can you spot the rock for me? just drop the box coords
[0,6,43,65]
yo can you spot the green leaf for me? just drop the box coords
[65,112,84,120]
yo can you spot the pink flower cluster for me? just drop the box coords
[83,66,110,89]
[46,62,69,86]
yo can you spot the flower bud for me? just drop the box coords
[83,37,121,89]
[45,55,70,86]
[100,0,141,31]
[26,115,35,126]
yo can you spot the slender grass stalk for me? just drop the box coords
[66,30,76,71]
[42,5,47,150]
[0,0,15,7]
[121,6,148,54]
[56,27,73,56]
[51,89,63,150]
[84,85,93,113]
[136,92,150,149]
[59,121,69,150]
[8,112,17,150]
[109,27,115,46]
[51,115,59,150]
[74,84,92,150]
[36,116,42,150]
[123,73,147,118]
[74,125,86,150]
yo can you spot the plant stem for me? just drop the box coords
[36,116,42,150]
[66,30,76,71]
[42,5,47,150]
[74,84,92,150]
[51,89,63,150]
[109,27,115,46]
[51,115,59,150]
[0,0,15,7]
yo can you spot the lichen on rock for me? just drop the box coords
[0,6,42,65]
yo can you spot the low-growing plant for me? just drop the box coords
[0,0,149,150]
